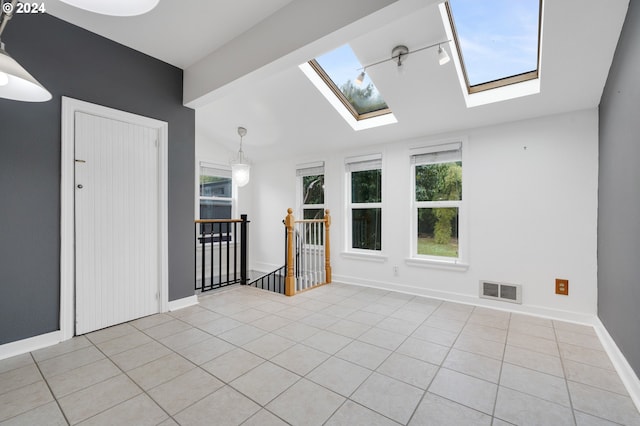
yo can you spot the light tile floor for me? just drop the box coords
[1,283,640,425]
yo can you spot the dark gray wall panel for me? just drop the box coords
[598,0,640,375]
[0,13,194,344]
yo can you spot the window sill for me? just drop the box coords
[404,258,469,271]
[341,251,388,263]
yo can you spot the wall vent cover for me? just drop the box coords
[479,281,522,304]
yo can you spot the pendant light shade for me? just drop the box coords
[59,0,160,16]
[231,163,250,188]
[0,45,51,102]
[231,127,250,187]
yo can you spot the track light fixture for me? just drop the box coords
[355,40,451,85]
[438,44,451,65]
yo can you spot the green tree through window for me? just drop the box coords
[415,161,462,257]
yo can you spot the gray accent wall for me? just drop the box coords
[0,13,195,344]
[598,0,640,376]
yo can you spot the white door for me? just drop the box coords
[74,111,160,334]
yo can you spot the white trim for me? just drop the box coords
[0,331,62,361]
[409,142,462,157]
[404,257,469,271]
[409,139,467,266]
[197,161,237,220]
[438,3,540,108]
[340,251,388,263]
[345,154,384,254]
[344,153,383,165]
[251,262,283,274]
[168,295,199,312]
[332,275,595,323]
[296,160,324,171]
[60,97,169,341]
[593,318,640,411]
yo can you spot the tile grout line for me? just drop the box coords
[28,351,72,426]
[77,335,177,425]
[490,308,511,424]
[553,320,580,426]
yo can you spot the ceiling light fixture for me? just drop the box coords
[231,127,250,187]
[59,0,160,16]
[438,44,450,65]
[355,40,451,83]
[0,1,52,102]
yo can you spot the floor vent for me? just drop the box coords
[479,281,522,304]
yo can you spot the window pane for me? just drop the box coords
[448,0,540,86]
[200,199,232,220]
[352,169,381,203]
[303,209,325,245]
[415,162,462,202]
[200,199,232,236]
[314,44,389,116]
[303,208,324,220]
[417,207,458,257]
[200,175,232,198]
[352,208,381,250]
[302,175,324,205]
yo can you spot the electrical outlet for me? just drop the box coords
[555,279,569,295]
[393,266,399,276]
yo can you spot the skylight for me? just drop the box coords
[308,44,392,121]
[446,0,541,94]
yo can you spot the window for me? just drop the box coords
[299,44,397,131]
[446,0,541,94]
[311,44,390,120]
[297,162,325,245]
[297,162,325,221]
[199,163,234,242]
[412,144,462,261]
[346,154,382,251]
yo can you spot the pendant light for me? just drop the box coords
[0,1,52,102]
[231,127,250,187]
[59,0,160,16]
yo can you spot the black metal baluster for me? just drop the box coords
[240,214,247,285]
[234,222,238,283]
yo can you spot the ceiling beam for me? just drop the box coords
[183,0,435,108]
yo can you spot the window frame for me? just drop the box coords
[307,59,392,122]
[410,142,466,266]
[345,154,383,254]
[445,0,542,94]
[198,162,236,245]
[296,161,326,221]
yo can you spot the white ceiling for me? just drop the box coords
[44,0,295,68]
[46,0,629,161]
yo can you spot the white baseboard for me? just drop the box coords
[251,262,282,275]
[332,274,594,324]
[0,331,63,361]
[593,318,640,411]
[168,295,198,311]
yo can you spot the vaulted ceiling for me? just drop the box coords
[46,0,629,160]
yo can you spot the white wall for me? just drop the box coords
[243,109,599,318]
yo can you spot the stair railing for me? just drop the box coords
[284,208,331,296]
